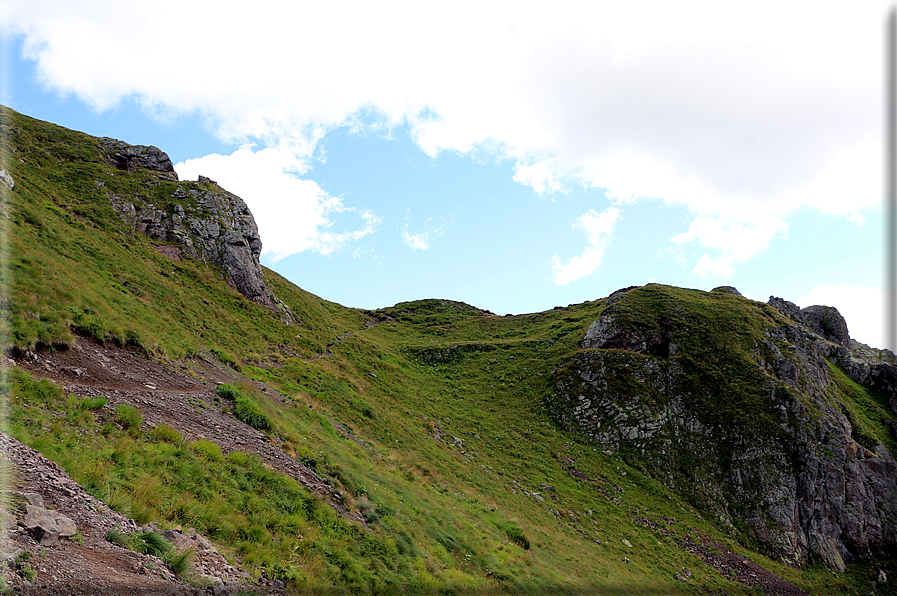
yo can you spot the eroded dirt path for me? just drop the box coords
[14,338,357,521]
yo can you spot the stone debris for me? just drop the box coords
[0,431,261,594]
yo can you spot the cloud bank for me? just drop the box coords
[1,1,885,270]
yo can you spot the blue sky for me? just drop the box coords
[0,2,890,348]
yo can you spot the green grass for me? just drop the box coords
[1,104,892,595]
[106,530,193,578]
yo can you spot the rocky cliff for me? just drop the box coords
[100,141,294,323]
[550,284,897,571]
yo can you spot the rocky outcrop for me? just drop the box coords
[109,182,295,324]
[801,305,851,347]
[0,166,14,190]
[550,285,897,571]
[831,341,897,414]
[768,297,850,347]
[768,296,895,410]
[100,138,178,180]
[711,286,742,296]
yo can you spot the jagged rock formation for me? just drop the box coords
[102,140,294,323]
[770,297,897,411]
[769,296,851,348]
[100,138,178,180]
[550,284,897,572]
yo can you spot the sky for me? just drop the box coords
[0,1,892,349]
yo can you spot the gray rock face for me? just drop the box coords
[768,296,805,323]
[831,341,897,413]
[801,305,850,347]
[0,166,14,190]
[551,288,897,572]
[100,138,178,180]
[582,314,676,358]
[768,297,851,348]
[109,183,294,323]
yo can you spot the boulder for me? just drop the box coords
[23,504,77,545]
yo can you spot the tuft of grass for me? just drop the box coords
[79,396,108,410]
[150,423,182,444]
[216,384,271,431]
[114,404,143,433]
[131,531,172,558]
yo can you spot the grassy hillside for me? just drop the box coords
[1,106,894,594]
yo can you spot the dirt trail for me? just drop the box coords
[14,338,357,521]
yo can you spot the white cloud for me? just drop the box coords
[795,285,884,349]
[401,212,449,250]
[552,207,621,285]
[512,161,565,195]
[175,146,380,260]
[401,230,430,251]
[669,215,788,277]
[1,1,887,274]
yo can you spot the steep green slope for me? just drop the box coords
[1,106,894,594]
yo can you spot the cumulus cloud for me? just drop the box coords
[552,207,621,285]
[795,285,884,349]
[175,146,380,260]
[1,1,886,271]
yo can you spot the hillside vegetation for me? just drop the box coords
[1,105,895,594]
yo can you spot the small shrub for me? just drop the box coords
[115,404,143,432]
[226,451,250,466]
[498,521,530,550]
[296,445,318,469]
[20,564,35,582]
[211,348,238,368]
[214,384,271,430]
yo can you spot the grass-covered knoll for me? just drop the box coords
[2,106,893,594]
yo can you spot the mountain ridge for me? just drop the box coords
[1,105,895,594]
